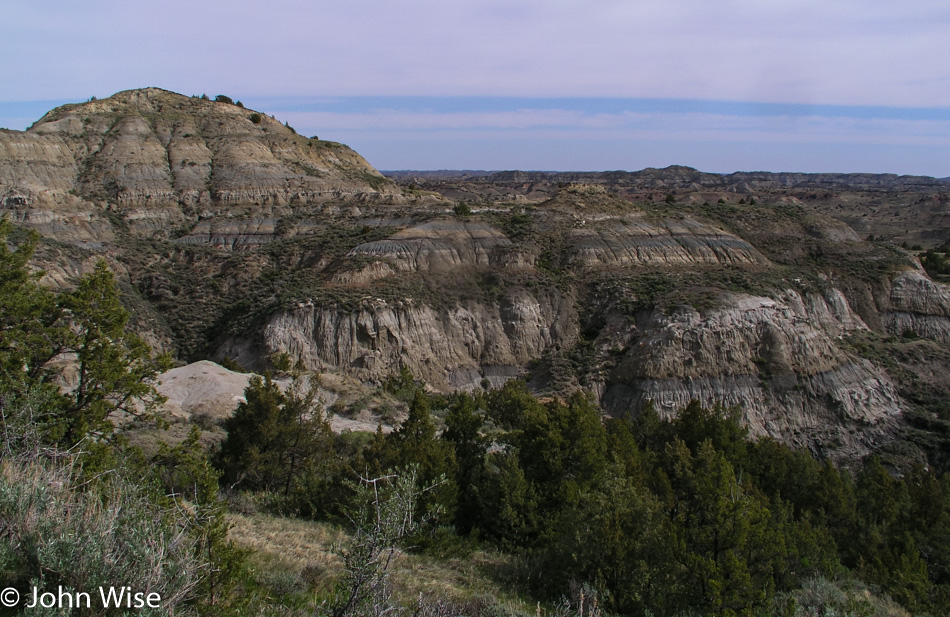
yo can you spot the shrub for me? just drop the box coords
[249,113,262,125]
[0,458,199,615]
[324,467,441,617]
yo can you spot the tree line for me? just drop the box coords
[220,366,950,616]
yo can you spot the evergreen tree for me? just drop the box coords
[59,261,170,446]
[476,451,539,546]
[441,392,487,534]
[544,472,673,615]
[218,372,332,495]
[0,220,168,457]
[663,440,776,614]
[385,388,457,522]
[154,426,248,612]
[0,220,61,384]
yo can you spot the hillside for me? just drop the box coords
[3,90,950,465]
[0,87,402,246]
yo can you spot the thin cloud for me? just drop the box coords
[1,1,948,106]
[276,105,950,147]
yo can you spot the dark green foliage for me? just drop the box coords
[60,261,171,446]
[0,222,58,380]
[666,441,778,614]
[7,208,947,616]
[217,373,333,497]
[214,94,234,105]
[668,400,749,462]
[382,364,419,401]
[384,387,950,615]
[494,210,532,240]
[442,393,488,534]
[475,451,540,546]
[249,113,262,124]
[0,220,169,459]
[920,248,950,279]
[153,426,250,612]
[0,218,250,614]
[380,388,458,525]
[542,473,670,614]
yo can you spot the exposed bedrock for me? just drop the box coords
[568,218,767,267]
[228,281,902,456]
[220,288,578,391]
[335,215,766,285]
[882,270,950,343]
[601,291,901,457]
[339,220,528,282]
[0,88,400,244]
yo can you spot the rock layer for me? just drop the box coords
[882,270,950,342]
[600,291,899,456]
[0,88,399,244]
[222,289,577,391]
[569,217,766,267]
[6,91,950,461]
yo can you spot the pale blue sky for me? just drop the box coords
[2,0,948,175]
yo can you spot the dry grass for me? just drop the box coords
[226,512,532,614]
[228,512,346,574]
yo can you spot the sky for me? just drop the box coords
[2,0,948,175]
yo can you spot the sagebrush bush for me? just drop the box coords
[0,458,200,616]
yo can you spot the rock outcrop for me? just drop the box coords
[0,88,400,244]
[156,360,254,421]
[569,217,766,268]
[600,291,899,456]
[882,270,950,343]
[222,288,577,391]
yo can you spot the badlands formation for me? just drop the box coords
[3,88,950,461]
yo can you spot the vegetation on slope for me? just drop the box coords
[5,185,950,616]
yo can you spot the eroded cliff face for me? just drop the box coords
[344,220,519,276]
[568,217,766,267]
[882,270,950,343]
[222,274,905,456]
[222,288,577,391]
[599,291,900,456]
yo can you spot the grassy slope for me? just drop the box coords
[226,512,533,615]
